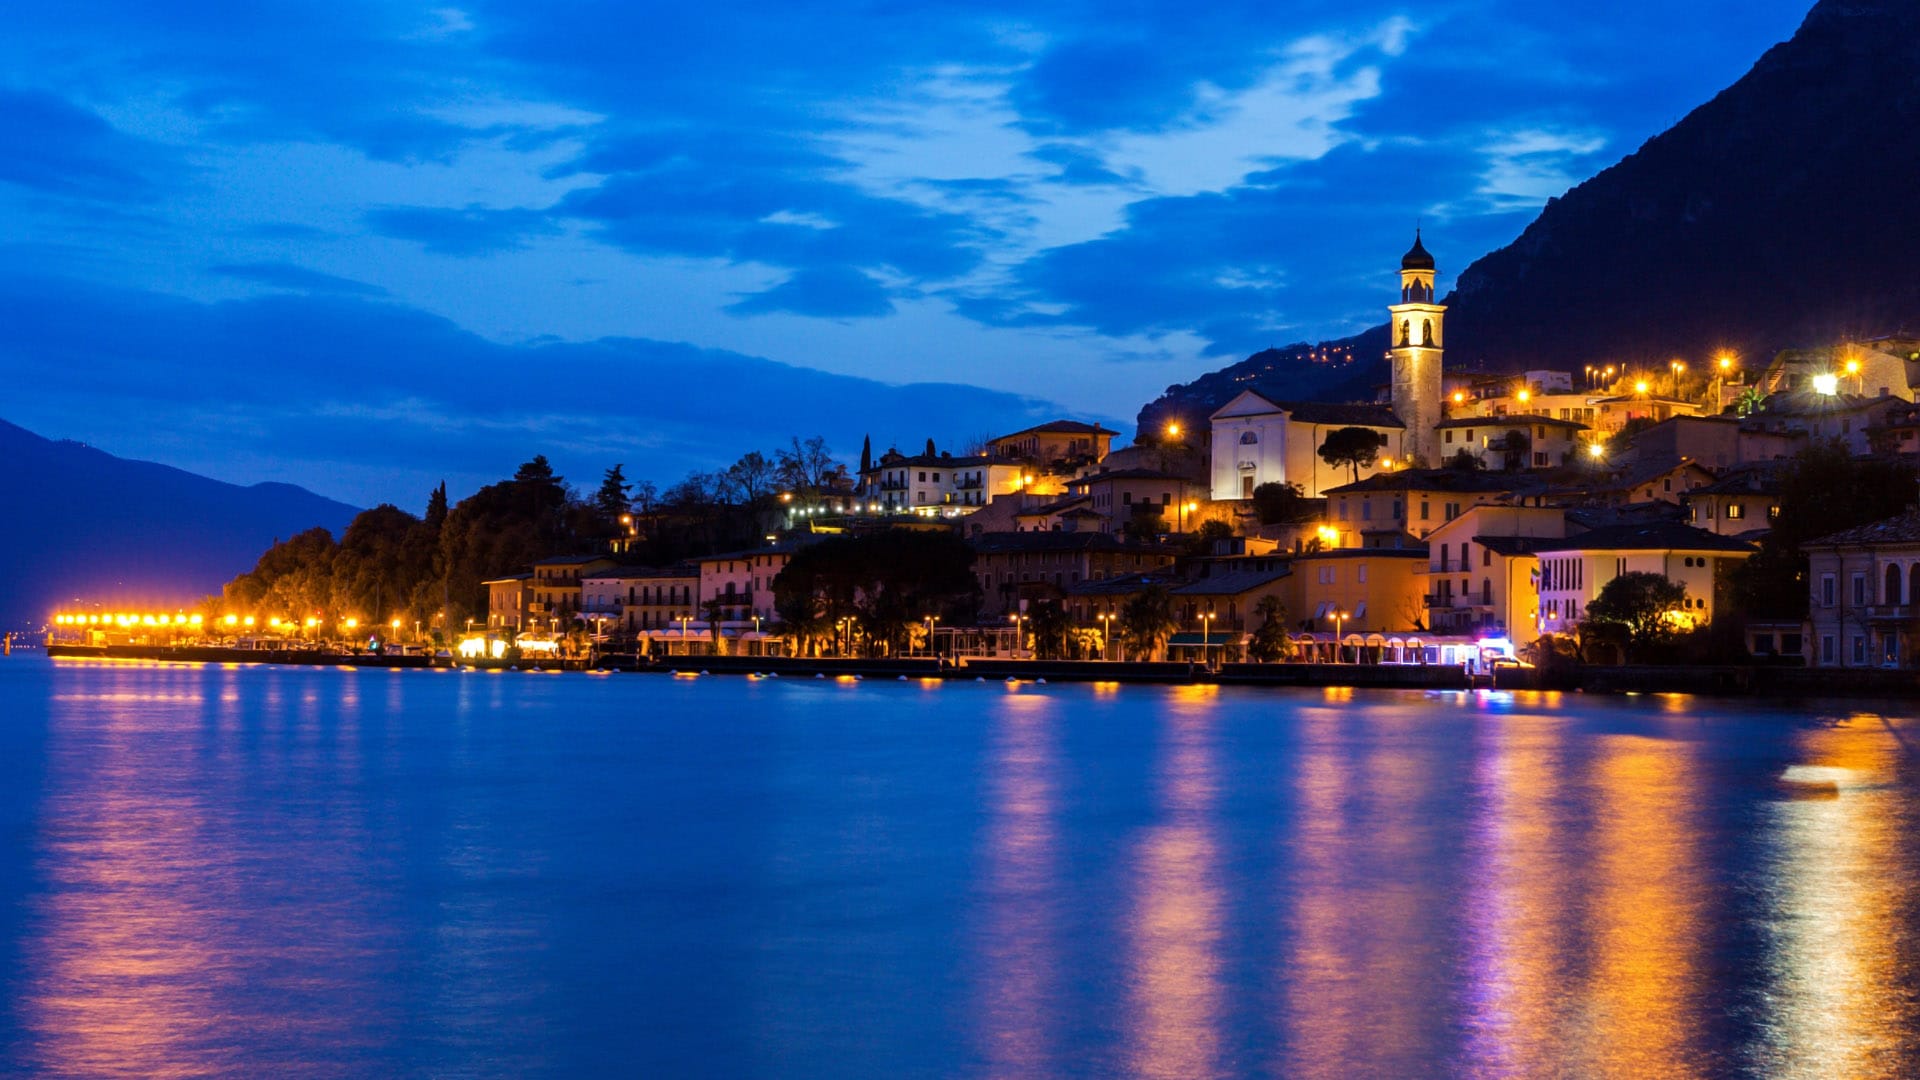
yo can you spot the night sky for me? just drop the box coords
[1,0,1812,508]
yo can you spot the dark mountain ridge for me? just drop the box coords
[0,418,359,627]
[1138,0,1920,435]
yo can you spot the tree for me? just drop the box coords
[596,465,633,519]
[924,437,937,457]
[1318,427,1387,484]
[1733,441,1920,619]
[1583,571,1689,660]
[1025,601,1073,660]
[1248,595,1293,662]
[1501,428,1531,471]
[773,531,981,656]
[1251,481,1308,525]
[1734,386,1766,417]
[424,482,449,532]
[1181,519,1234,560]
[1447,448,1485,471]
[859,435,872,476]
[700,596,728,655]
[721,450,778,506]
[1120,585,1180,661]
[775,435,837,496]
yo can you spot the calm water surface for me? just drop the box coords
[2,655,1918,1078]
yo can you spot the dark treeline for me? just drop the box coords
[217,437,850,635]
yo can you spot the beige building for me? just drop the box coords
[1422,505,1568,649]
[623,566,700,634]
[988,421,1118,469]
[1531,522,1755,642]
[1686,465,1782,537]
[529,555,619,628]
[1322,470,1535,544]
[1289,548,1430,636]
[1804,511,1920,668]
[1435,415,1587,470]
[863,450,1032,513]
[1067,469,1209,534]
[483,573,531,632]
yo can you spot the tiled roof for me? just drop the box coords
[1015,495,1092,517]
[1172,566,1293,596]
[533,553,619,566]
[969,531,1174,555]
[1807,509,1920,547]
[1474,536,1561,557]
[1065,571,1184,596]
[867,452,1022,471]
[1069,468,1194,484]
[1323,469,1536,495]
[1532,522,1757,554]
[1692,462,1787,496]
[994,420,1120,439]
[1274,401,1406,428]
[1435,414,1587,429]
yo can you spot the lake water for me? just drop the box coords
[1,655,1917,1078]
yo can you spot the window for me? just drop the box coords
[1727,503,1744,520]
[1445,430,1455,445]
[1769,504,1781,520]
[1420,501,1430,521]
[1853,574,1867,605]
[1853,636,1867,665]
[1822,635,1836,664]
[919,471,927,481]
[1357,564,1369,583]
[1362,500,1373,521]
[1240,431,1258,445]
[1241,476,1254,499]
[1821,574,1836,607]
[1482,547,1491,567]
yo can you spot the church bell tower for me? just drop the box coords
[1389,231,1444,465]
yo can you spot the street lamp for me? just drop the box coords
[1330,608,1348,664]
[923,614,939,658]
[1180,500,1198,533]
[1008,612,1026,657]
[1199,611,1216,670]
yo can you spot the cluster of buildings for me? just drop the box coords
[475,236,1920,669]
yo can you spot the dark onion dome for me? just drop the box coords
[1401,230,1435,271]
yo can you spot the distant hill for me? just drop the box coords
[1138,0,1920,435]
[0,418,358,627]
[1135,327,1389,439]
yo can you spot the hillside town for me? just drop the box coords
[49,237,1920,677]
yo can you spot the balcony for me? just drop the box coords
[1867,604,1917,622]
[954,477,984,490]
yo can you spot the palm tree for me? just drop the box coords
[700,596,728,656]
[1120,586,1180,662]
[1025,601,1072,660]
[1248,595,1293,662]
[1734,385,1766,417]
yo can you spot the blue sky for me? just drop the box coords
[0,0,1813,508]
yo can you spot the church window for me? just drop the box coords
[1400,320,1411,346]
[1239,431,1258,445]
[1422,319,1433,346]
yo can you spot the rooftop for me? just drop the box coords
[993,420,1120,440]
[1172,566,1293,596]
[1807,509,1920,548]
[1324,469,1534,496]
[1435,414,1587,430]
[1532,522,1757,554]
[969,531,1175,556]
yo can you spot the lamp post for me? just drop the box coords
[1331,608,1348,664]
[1097,612,1113,661]
[923,614,939,658]
[1200,611,1216,671]
[1008,612,1026,658]
[1180,500,1198,534]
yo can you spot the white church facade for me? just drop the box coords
[1209,233,1458,501]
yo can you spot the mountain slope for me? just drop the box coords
[1136,0,1920,433]
[0,418,359,626]
[1446,0,1920,369]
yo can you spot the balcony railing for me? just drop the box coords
[1867,604,1917,621]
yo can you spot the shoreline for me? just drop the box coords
[34,643,1920,699]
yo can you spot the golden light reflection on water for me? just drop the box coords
[1459,706,1581,1077]
[1566,731,1710,1077]
[1125,693,1223,1080]
[972,691,1060,1077]
[1756,715,1920,1076]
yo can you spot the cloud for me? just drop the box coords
[364,203,564,257]
[726,266,895,319]
[208,262,388,296]
[0,90,169,201]
[0,275,1076,506]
